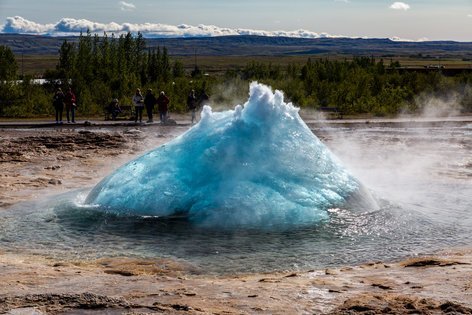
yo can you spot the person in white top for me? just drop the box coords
[132,88,144,123]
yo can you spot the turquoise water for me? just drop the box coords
[0,119,470,274]
[86,83,374,228]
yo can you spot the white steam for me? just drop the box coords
[415,92,464,118]
[208,79,249,112]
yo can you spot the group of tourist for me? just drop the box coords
[131,88,170,123]
[53,87,209,125]
[125,88,208,124]
[52,87,77,124]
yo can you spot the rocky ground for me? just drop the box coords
[0,125,175,209]
[0,125,471,314]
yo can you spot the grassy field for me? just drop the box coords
[17,55,58,77]
[16,54,472,77]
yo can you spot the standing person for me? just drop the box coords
[64,87,77,123]
[156,91,170,123]
[198,89,210,107]
[132,88,144,123]
[53,87,65,124]
[187,89,197,124]
[107,98,121,121]
[144,89,157,123]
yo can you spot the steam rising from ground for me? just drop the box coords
[415,92,464,118]
[315,114,471,216]
[207,79,249,111]
[86,82,375,228]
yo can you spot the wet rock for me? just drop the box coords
[184,292,197,296]
[0,201,13,208]
[44,165,61,170]
[170,303,192,311]
[403,257,468,268]
[371,283,392,290]
[258,278,280,283]
[325,269,338,275]
[124,129,142,135]
[0,293,131,313]
[329,294,472,315]
[285,273,298,278]
[48,179,62,185]
[440,301,472,314]
[104,269,135,277]
[162,119,177,126]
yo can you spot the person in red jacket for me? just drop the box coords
[64,87,77,123]
[156,91,170,123]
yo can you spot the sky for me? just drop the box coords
[0,0,471,41]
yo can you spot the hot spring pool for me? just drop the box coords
[1,118,470,274]
[1,83,470,274]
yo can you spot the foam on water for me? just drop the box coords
[86,82,374,228]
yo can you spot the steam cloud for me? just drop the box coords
[415,92,464,118]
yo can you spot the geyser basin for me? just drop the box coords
[86,82,375,228]
[0,115,470,274]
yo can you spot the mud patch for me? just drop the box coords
[402,257,470,268]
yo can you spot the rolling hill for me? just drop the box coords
[1,33,472,59]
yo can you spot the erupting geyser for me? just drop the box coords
[86,82,375,228]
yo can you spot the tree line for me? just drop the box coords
[0,32,471,118]
[237,57,472,116]
[0,31,211,117]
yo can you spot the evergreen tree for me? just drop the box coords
[76,29,93,82]
[0,45,18,80]
[0,45,19,116]
[172,60,185,78]
[147,49,159,82]
[57,40,75,84]
[161,47,171,82]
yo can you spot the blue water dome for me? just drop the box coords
[86,82,376,229]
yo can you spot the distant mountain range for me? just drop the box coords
[1,33,472,59]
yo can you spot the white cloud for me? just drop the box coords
[1,16,54,33]
[389,36,428,42]
[0,16,430,42]
[467,14,472,18]
[119,1,136,11]
[0,16,346,39]
[55,18,122,33]
[334,0,350,3]
[389,2,410,10]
